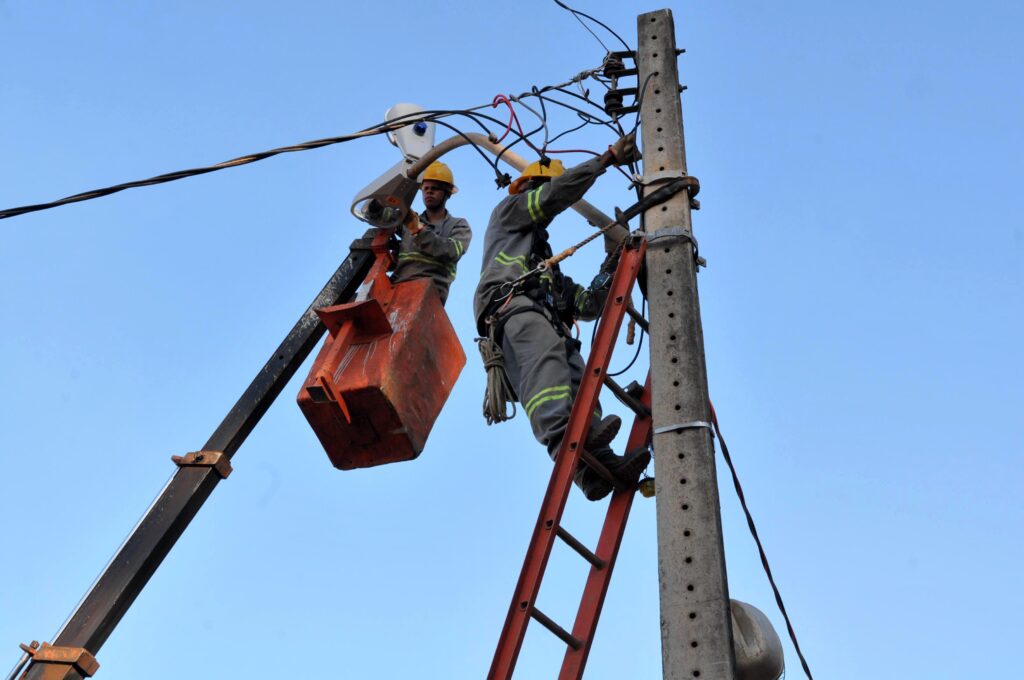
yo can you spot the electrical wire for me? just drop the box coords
[552,0,632,53]
[0,66,608,221]
[629,72,657,135]
[709,403,815,680]
[608,295,645,377]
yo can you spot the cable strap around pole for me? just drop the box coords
[652,420,713,435]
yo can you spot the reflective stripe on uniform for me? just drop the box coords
[574,285,587,307]
[449,237,464,258]
[527,185,547,223]
[525,384,572,418]
[398,252,456,278]
[495,251,529,274]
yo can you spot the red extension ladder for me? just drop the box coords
[488,232,653,680]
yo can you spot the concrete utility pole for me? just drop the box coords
[637,9,737,679]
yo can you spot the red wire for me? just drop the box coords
[492,93,546,154]
[491,94,520,145]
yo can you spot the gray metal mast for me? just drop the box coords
[637,9,737,679]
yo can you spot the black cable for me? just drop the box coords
[492,120,547,173]
[546,118,591,146]
[710,408,815,680]
[546,87,623,136]
[608,295,645,377]
[1,67,608,221]
[629,72,657,135]
[552,0,632,53]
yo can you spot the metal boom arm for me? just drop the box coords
[18,240,376,680]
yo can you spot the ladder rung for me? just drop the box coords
[530,606,583,650]
[602,376,651,417]
[578,449,623,489]
[556,526,606,569]
[626,303,649,333]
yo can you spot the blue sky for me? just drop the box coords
[2,2,1022,678]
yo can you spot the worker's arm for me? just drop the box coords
[493,134,638,234]
[522,157,608,227]
[522,134,639,230]
[406,216,471,263]
[573,271,612,321]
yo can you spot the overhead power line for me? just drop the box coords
[1,66,618,221]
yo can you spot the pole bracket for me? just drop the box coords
[25,643,100,678]
[171,450,232,479]
[646,226,707,268]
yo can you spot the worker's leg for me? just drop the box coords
[501,311,615,495]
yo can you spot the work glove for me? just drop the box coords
[608,132,641,166]
[404,210,423,236]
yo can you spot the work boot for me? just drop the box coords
[586,415,622,451]
[578,447,650,501]
[581,477,614,501]
[608,446,652,484]
[577,445,621,502]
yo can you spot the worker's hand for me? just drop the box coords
[607,133,641,166]
[404,210,423,235]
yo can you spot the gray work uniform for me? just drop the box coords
[392,210,471,305]
[473,157,615,487]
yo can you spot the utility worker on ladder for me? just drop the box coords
[474,134,650,500]
[392,161,472,305]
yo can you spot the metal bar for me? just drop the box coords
[487,239,647,680]
[637,10,737,679]
[626,302,649,333]
[555,527,605,570]
[560,375,653,680]
[529,608,582,651]
[22,242,376,679]
[602,375,651,417]
[577,449,620,488]
[5,652,31,680]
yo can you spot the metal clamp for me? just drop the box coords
[24,643,100,678]
[646,226,707,268]
[171,450,233,479]
[654,420,714,436]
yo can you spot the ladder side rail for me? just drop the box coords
[488,236,647,680]
[23,241,378,677]
[560,374,653,680]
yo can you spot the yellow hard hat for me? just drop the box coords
[421,161,457,194]
[509,159,565,195]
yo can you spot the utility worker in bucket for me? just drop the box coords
[392,161,472,305]
[473,134,649,501]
